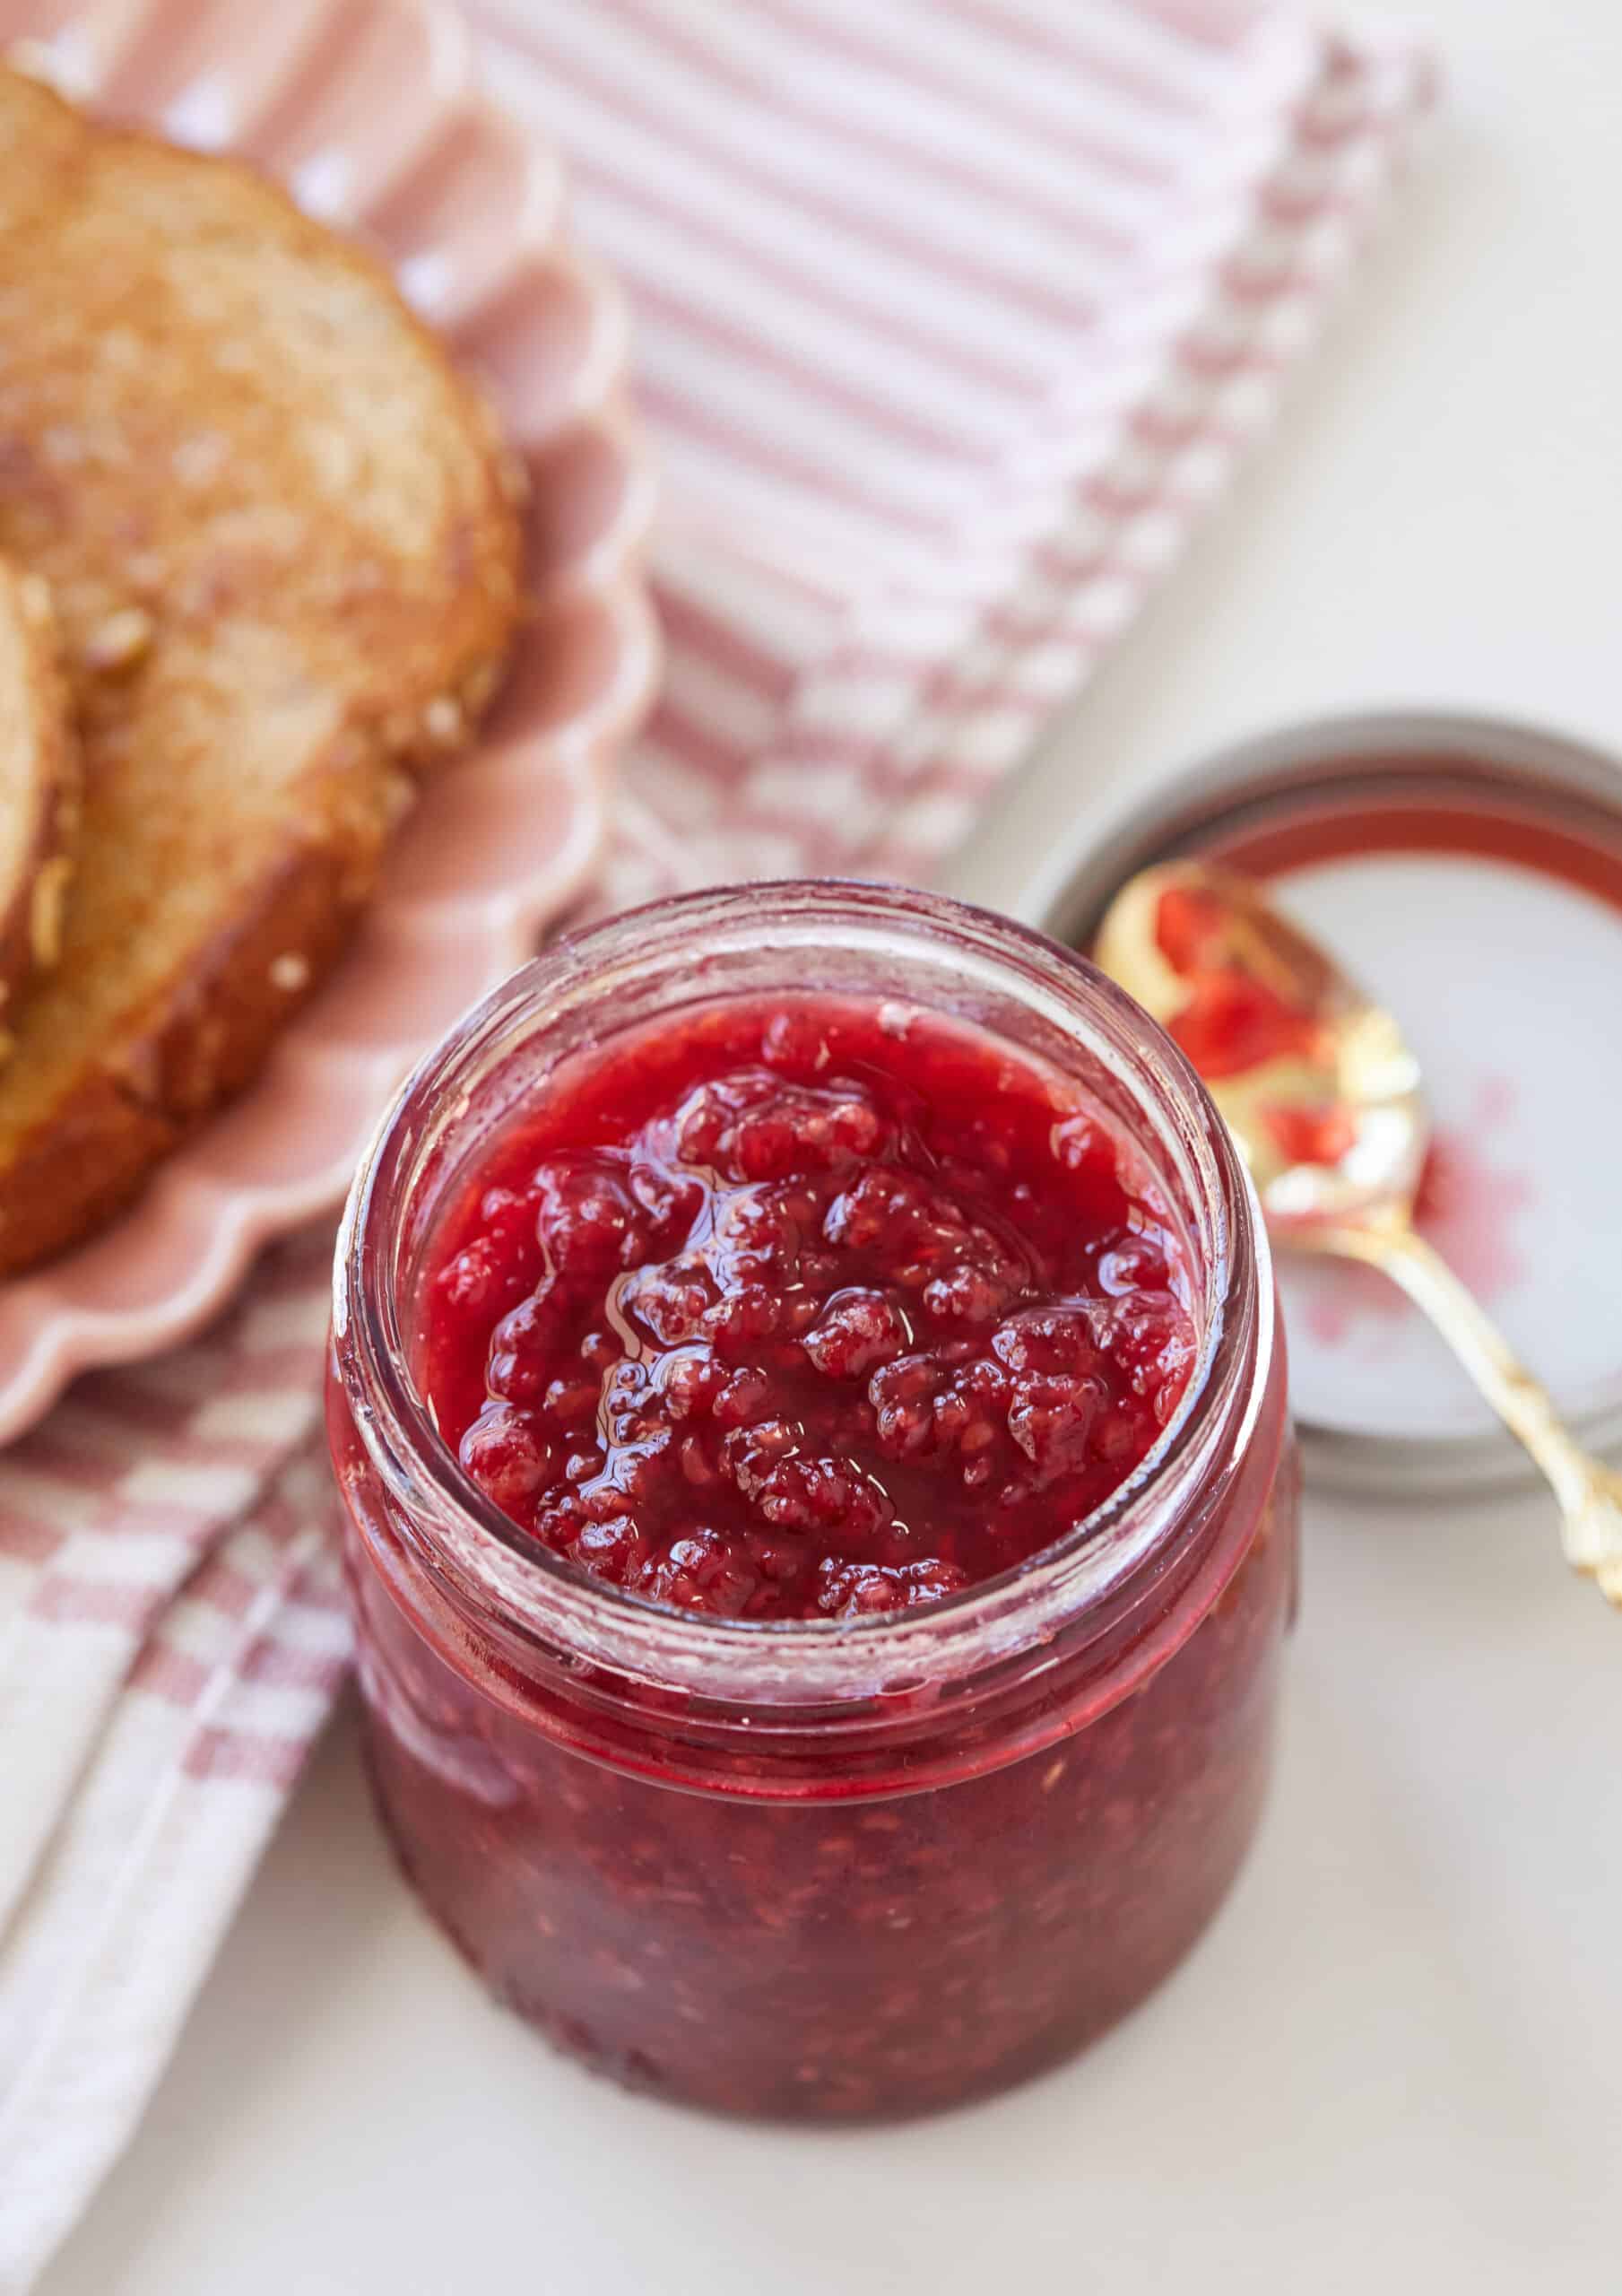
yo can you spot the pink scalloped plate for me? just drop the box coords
[0,0,661,1441]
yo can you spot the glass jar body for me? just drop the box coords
[332,1357,1296,2118]
[327,882,1298,2120]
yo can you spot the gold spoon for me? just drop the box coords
[1096,858,1622,1608]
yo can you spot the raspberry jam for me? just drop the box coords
[330,884,1297,2119]
[421,996,1198,1623]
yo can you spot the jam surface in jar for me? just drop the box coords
[421,995,1199,1616]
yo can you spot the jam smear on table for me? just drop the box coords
[421,996,1198,1619]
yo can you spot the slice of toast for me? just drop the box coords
[0,554,79,1045]
[0,66,524,1274]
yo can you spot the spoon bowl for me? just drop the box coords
[1094,860,1428,1233]
[1096,857,1622,1610]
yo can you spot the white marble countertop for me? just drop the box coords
[42,2,1622,2287]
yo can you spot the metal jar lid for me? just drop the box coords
[1028,709,1622,1497]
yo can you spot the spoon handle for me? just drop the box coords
[1321,1222,1622,1608]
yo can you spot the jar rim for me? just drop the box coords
[333,879,1273,1702]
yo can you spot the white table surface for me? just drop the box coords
[42,2,1622,2288]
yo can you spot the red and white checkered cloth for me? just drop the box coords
[0,2,1431,2281]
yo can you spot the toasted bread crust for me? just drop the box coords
[0,68,524,1275]
[0,558,80,1039]
[0,823,364,1265]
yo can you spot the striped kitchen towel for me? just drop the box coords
[0,1,1432,2283]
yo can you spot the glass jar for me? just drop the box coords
[328,882,1298,2120]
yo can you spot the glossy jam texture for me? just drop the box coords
[420,996,1197,1620]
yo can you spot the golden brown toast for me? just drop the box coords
[0,553,79,1043]
[0,66,523,1274]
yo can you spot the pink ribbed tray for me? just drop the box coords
[0,0,660,1440]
